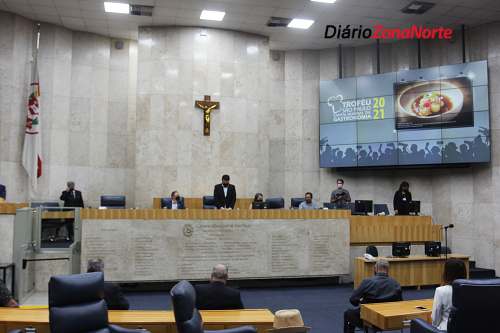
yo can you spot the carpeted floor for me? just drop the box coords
[125,283,435,333]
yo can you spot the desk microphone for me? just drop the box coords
[443,224,454,259]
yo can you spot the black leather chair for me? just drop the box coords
[265,197,284,209]
[170,280,256,333]
[290,197,304,209]
[0,184,6,199]
[373,204,389,215]
[365,245,378,257]
[161,196,185,209]
[202,196,216,209]
[411,278,500,333]
[100,195,126,209]
[49,272,148,333]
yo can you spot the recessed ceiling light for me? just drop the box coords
[104,2,130,14]
[288,18,315,29]
[311,0,336,3]
[200,10,226,21]
[401,1,435,14]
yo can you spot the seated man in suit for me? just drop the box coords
[344,259,402,333]
[164,191,185,209]
[0,281,17,307]
[87,259,129,310]
[59,181,84,240]
[213,175,236,209]
[0,183,5,202]
[195,264,244,310]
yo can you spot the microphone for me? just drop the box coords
[444,224,454,229]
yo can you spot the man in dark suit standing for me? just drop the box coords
[87,259,129,310]
[60,181,84,208]
[59,181,84,240]
[213,175,236,209]
[195,264,244,310]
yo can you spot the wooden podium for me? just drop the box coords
[354,254,469,288]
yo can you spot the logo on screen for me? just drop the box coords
[327,94,344,119]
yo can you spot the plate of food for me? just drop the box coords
[397,81,464,120]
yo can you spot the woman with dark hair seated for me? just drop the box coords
[431,259,467,331]
[393,181,412,215]
[249,193,264,209]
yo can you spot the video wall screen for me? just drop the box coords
[320,60,490,168]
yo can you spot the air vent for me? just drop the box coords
[267,17,292,27]
[401,1,435,14]
[130,4,154,17]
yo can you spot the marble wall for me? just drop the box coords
[2,9,500,275]
[0,11,137,208]
[0,12,32,201]
[268,26,500,274]
[134,27,271,207]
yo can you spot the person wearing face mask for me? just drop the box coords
[165,190,185,209]
[331,178,351,209]
[249,193,264,209]
[393,181,412,215]
[298,192,319,210]
[213,174,237,209]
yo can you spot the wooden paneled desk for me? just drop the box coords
[76,208,438,245]
[0,203,28,214]
[0,308,274,333]
[361,299,433,331]
[354,255,469,288]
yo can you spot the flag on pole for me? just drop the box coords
[22,53,42,193]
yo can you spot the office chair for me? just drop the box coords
[365,245,379,257]
[100,195,126,209]
[411,279,500,333]
[49,272,148,333]
[265,197,285,209]
[202,196,216,209]
[170,280,256,333]
[290,197,304,209]
[161,196,185,208]
[374,204,390,215]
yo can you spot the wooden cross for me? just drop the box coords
[195,95,220,136]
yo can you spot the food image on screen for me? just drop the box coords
[412,91,452,117]
[395,77,473,130]
[319,60,490,168]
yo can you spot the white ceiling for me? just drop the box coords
[1,0,500,50]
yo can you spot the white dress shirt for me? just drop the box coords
[432,284,452,331]
[171,202,178,210]
[223,186,228,197]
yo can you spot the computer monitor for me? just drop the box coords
[100,195,126,209]
[392,242,411,257]
[31,201,60,208]
[354,200,373,215]
[425,241,441,257]
[252,202,268,209]
[409,200,420,215]
[323,202,335,209]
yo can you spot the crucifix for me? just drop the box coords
[195,95,220,136]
